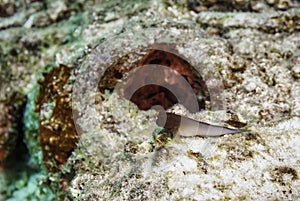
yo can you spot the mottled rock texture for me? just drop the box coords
[0,0,299,200]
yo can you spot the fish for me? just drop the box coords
[156,112,245,137]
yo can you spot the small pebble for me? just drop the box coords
[291,65,300,79]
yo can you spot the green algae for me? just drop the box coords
[6,173,54,201]
[23,85,42,168]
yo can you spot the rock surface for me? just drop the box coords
[0,0,299,200]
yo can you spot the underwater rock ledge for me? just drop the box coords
[0,0,299,200]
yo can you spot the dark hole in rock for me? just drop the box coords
[130,85,178,111]
[99,43,210,113]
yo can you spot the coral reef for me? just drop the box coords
[187,0,300,12]
[0,0,299,200]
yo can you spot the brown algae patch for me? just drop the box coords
[218,132,266,162]
[271,166,299,185]
[36,64,77,170]
[187,150,208,174]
